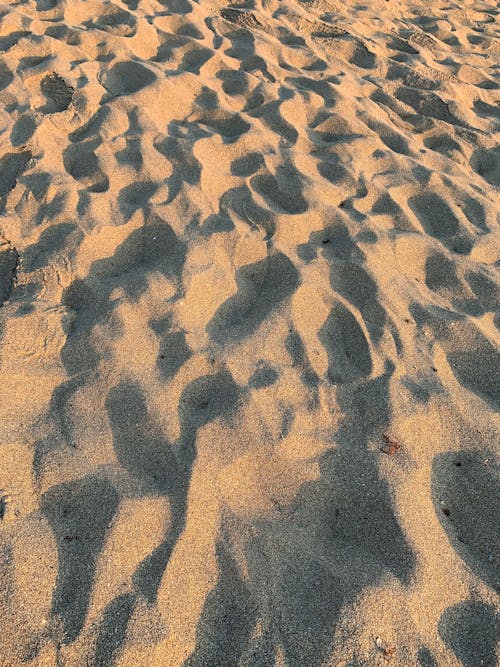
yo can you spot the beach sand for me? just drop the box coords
[0,0,499,664]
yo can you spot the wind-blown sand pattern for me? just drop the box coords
[0,0,499,664]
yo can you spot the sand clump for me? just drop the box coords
[0,0,499,665]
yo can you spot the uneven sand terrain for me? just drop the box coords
[0,0,499,665]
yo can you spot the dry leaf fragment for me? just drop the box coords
[380,434,401,455]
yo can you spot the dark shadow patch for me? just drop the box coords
[154,134,202,204]
[0,150,32,213]
[0,60,14,90]
[115,109,143,172]
[470,147,499,187]
[63,139,109,193]
[220,8,262,30]
[34,215,186,475]
[0,30,29,52]
[118,181,157,220]
[219,184,275,239]
[184,535,258,667]
[417,646,438,667]
[195,112,251,142]
[0,150,32,198]
[423,133,461,156]
[310,223,364,262]
[432,451,499,590]
[217,69,248,96]
[248,361,279,389]
[474,99,500,120]
[444,322,499,406]
[93,593,136,667]
[23,223,83,271]
[327,261,386,343]
[285,328,319,403]
[92,213,186,297]
[466,270,499,312]
[106,383,180,496]
[230,152,264,177]
[0,243,18,305]
[194,86,218,111]
[317,155,353,190]
[438,601,499,667]
[41,476,120,644]
[250,165,307,214]
[461,196,489,233]
[85,6,137,37]
[364,117,409,155]
[101,61,157,96]
[36,0,57,9]
[318,302,373,384]
[106,383,183,603]
[181,48,213,75]
[68,106,111,143]
[156,330,191,380]
[247,99,298,144]
[10,113,36,147]
[408,192,472,254]
[395,86,464,127]
[371,192,414,231]
[207,253,299,344]
[201,210,235,235]
[158,0,192,12]
[286,76,336,107]
[424,252,481,315]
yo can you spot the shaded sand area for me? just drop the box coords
[0,0,499,664]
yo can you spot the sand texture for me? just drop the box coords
[0,0,499,664]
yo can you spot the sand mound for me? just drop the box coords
[0,0,498,664]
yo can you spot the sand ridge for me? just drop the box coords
[0,0,499,665]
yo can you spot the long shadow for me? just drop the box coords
[187,362,414,666]
[41,475,120,644]
[93,593,137,667]
[106,371,242,604]
[184,529,259,667]
[34,214,186,472]
[34,216,187,657]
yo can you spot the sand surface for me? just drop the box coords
[0,0,499,664]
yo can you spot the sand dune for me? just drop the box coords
[0,0,499,664]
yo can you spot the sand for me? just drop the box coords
[0,0,499,664]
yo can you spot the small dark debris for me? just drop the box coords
[383,646,396,661]
[380,434,402,456]
[40,72,74,111]
[442,506,450,517]
[0,497,8,520]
